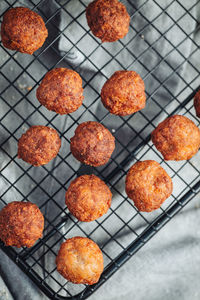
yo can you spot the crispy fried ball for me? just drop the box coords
[86,0,130,42]
[0,201,44,248]
[194,90,200,118]
[1,7,48,54]
[36,68,84,115]
[18,125,61,166]
[65,174,112,222]
[70,121,115,167]
[101,70,146,116]
[151,115,200,161]
[125,160,173,212]
[56,237,104,284]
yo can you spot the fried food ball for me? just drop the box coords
[1,7,48,55]
[125,160,173,212]
[194,90,200,118]
[70,121,115,167]
[36,68,84,115]
[18,125,61,166]
[86,0,130,42]
[65,174,112,222]
[56,237,104,284]
[0,201,44,248]
[151,115,200,161]
[101,70,146,116]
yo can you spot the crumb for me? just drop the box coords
[140,34,144,39]
[18,83,27,90]
[27,86,32,91]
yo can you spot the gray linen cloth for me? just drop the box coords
[0,0,200,299]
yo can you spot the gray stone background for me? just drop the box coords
[0,0,200,299]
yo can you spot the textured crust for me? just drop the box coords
[125,160,173,212]
[0,201,44,248]
[65,174,112,222]
[1,7,48,54]
[151,115,200,161]
[56,237,104,285]
[18,125,61,166]
[86,0,130,42]
[70,121,115,167]
[101,70,146,116]
[36,68,84,115]
[194,90,200,118]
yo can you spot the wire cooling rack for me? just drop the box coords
[1,0,200,299]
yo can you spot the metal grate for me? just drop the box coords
[0,0,200,299]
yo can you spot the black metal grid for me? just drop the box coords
[0,0,200,299]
